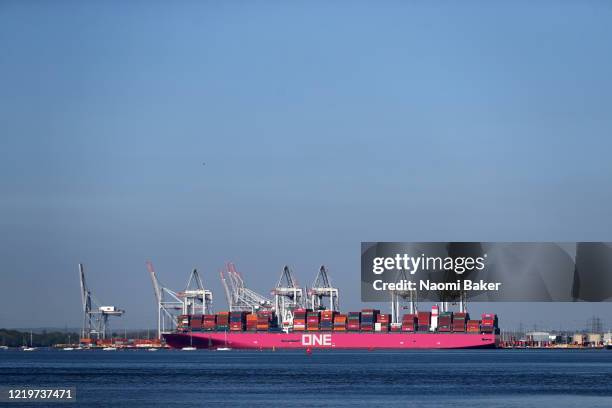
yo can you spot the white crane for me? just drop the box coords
[271,265,303,330]
[79,264,124,340]
[220,262,272,312]
[178,268,213,316]
[146,261,213,339]
[308,265,339,311]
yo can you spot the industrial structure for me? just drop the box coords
[73,260,612,350]
[220,262,273,313]
[180,268,213,315]
[307,265,339,311]
[79,263,124,340]
[164,262,501,349]
[146,261,213,339]
[388,268,468,321]
[390,268,418,324]
[161,262,504,350]
[271,265,304,330]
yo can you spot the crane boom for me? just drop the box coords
[308,265,339,311]
[220,262,272,312]
[146,261,162,304]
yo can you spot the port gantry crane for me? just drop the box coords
[271,265,304,330]
[220,262,273,313]
[389,273,467,322]
[179,268,213,315]
[390,268,418,324]
[307,265,339,311]
[79,264,124,340]
[146,261,213,339]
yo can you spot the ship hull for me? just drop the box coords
[163,332,499,350]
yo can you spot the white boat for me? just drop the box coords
[23,331,36,351]
[63,347,75,351]
[216,331,231,351]
[147,348,159,351]
[102,347,117,351]
[0,345,8,350]
[181,331,197,350]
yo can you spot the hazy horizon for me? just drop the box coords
[1,1,612,331]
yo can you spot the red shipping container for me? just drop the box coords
[417,312,431,325]
[376,314,390,323]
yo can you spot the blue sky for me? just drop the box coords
[1,1,611,330]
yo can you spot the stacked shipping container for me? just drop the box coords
[177,308,498,336]
[360,309,379,332]
[257,311,273,331]
[216,312,230,331]
[333,314,347,331]
[246,313,258,331]
[307,311,320,331]
[347,312,360,331]
[230,312,246,331]
[438,312,452,332]
[452,312,468,332]
[402,314,417,332]
[177,315,190,331]
[203,315,216,331]
[190,315,203,330]
[417,312,431,332]
[320,310,336,331]
[376,314,390,332]
[481,314,498,333]
[466,320,480,333]
[293,309,307,331]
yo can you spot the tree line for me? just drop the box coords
[0,329,79,347]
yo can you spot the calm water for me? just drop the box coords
[1,349,611,407]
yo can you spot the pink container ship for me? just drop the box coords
[162,307,500,350]
[163,331,499,350]
[155,263,500,350]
